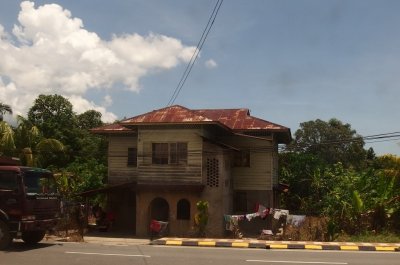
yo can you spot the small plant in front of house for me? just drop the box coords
[194,200,209,237]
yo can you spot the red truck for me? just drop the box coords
[0,157,60,249]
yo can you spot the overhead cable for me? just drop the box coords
[281,131,400,152]
[167,0,224,106]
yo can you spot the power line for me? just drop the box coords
[167,0,224,106]
[281,131,400,152]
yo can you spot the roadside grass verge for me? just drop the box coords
[336,231,400,243]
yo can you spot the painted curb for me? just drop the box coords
[151,239,400,252]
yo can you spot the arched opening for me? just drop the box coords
[177,199,191,220]
[149,197,169,221]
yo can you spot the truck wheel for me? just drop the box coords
[0,220,12,250]
[21,230,46,245]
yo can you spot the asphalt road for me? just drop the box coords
[1,241,399,265]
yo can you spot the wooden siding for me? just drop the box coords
[106,126,279,189]
[137,128,203,183]
[108,135,138,184]
[223,135,274,191]
[272,144,279,186]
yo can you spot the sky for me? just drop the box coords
[0,0,399,155]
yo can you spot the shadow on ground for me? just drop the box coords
[2,240,59,253]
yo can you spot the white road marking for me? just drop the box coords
[246,260,347,264]
[65,251,150,258]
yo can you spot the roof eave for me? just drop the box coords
[121,120,233,131]
[233,128,292,144]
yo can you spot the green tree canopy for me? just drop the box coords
[291,118,368,167]
[27,95,107,166]
[0,121,15,156]
[28,94,76,142]
[77,110,103,130]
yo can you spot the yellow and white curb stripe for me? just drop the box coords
[152,238,400,252]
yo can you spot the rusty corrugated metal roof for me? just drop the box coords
[120,105,288,131]
[195,108,288,131]
[120,105,213,124]
[90,123,134,134]
[92,105,290,140]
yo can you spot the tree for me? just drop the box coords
[291,118,368,168]
[280,118,400,236]
[279,152,327,214]
[11,115,65,167]
[77,110,103,130]
[0,103,12,121]
[27,94,81,165]
[31,138,65,168]
[27,95,108,165]
[54,158,106,199]
[28,94,77,143]
[14,116,41,151]
[0,121,15,156]
[369,155,400,231]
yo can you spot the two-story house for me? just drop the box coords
[90,105,291,237]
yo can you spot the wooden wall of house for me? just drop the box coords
[272,142,279,186]
[108,135,138,184]
[137,128,203,183]
[223,135,274,191]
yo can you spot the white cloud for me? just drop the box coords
[0,1,195,122]
[102,95,113,107]
[205,59,217,69]
[68,95,117,123]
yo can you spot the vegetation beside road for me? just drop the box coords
[336,231,400,243]
[280,119,400,240]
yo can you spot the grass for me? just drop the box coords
[336,231,400,243]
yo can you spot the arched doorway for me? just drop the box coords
[149,197,169,221]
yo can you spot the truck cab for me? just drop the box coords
[0,162,60,249]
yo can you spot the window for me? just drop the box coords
[177,199,190,220]
[127,148,137,167]
[23,171,57,195]
[152,142,187,165]
[152,143,168,164]
[0,171,18,191]
[233,150,250,167]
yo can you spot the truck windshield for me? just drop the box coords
[23,171,57,195]
[0,171,18,191]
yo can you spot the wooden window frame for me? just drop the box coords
[233,150,250,167]
[127,148,137,167]
[152,142,188,165]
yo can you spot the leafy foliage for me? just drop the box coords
[77,110,103,130]
[194,200,209,237]
[0,102,12,121]
[0,94,108,197]
[280,153,400,234]
[28,94,76,141]
[291,118,368,168]
[53,158,107,200]
[0,121,15,156]
[280,118,400,236]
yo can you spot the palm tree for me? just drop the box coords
[14,116,65,167]
[0,121,16,156]
[0,103,12,121]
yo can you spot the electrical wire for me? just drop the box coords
[167,0,224,106]
[281,131,400,152]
